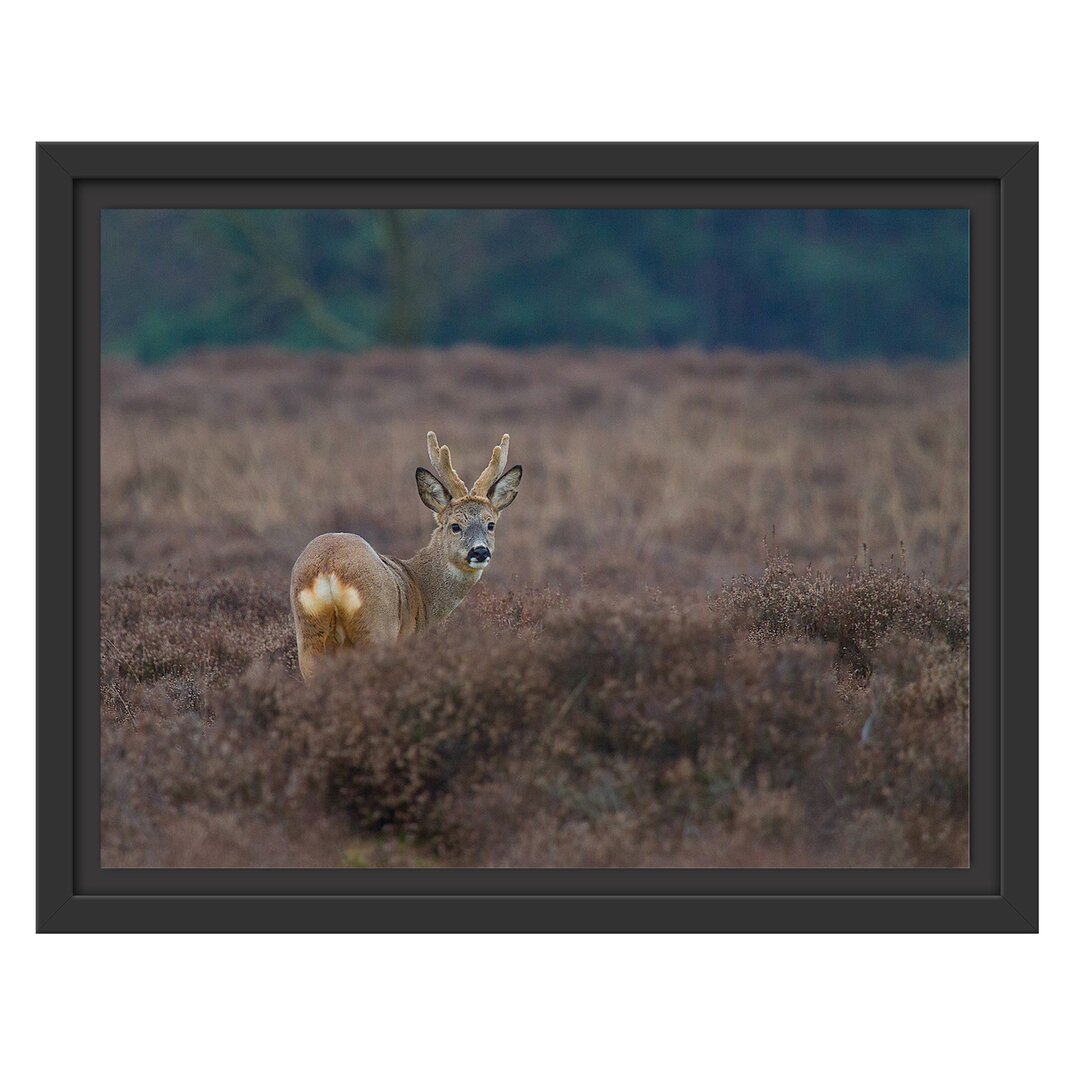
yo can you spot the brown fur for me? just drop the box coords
[290,433,522,680]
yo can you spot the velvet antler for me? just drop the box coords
[471,434,511,496]
[426,431,469,499]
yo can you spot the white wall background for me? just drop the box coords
[2,4,1070,1076]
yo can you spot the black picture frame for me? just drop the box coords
[37,142,1038,933]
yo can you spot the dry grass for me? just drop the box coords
[102,346,968,588]
[100,347,969,868]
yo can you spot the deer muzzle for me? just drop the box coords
[466,545,491,567]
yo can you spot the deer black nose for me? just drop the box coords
[467,546,491,564]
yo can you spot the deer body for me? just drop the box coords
[290,433,521,681]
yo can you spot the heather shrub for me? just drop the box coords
[100,564,969,868]
[101,575,294,725]
[102,576,293,683]
[847,637,969,863]
[460,584,567,633]
[730,548,968,677]
[211,633,545,839]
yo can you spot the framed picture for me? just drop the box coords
[37,142,1037,932]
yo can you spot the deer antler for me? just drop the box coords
[471,434,511,496]
[426,431,469,499]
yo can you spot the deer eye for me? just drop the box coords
[450,523,462,533]
[487,522,495,531]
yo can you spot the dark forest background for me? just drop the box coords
[102,209,968,362]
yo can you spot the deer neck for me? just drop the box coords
[400,537,483,627]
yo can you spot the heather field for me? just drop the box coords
[101,347,969,868]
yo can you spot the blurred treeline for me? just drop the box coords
[102,208,968,363]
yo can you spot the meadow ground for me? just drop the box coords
[101,347,969,868]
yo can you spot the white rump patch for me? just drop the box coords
[298,573,363,618]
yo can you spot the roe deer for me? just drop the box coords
[290,432,522,681]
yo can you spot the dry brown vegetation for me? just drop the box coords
[101,347,969,868]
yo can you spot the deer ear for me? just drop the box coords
[487,465,522,511]
[416,467,451,513]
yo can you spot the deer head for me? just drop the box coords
[415,431,523,576]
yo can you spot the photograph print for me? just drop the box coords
[100,207,969,870]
